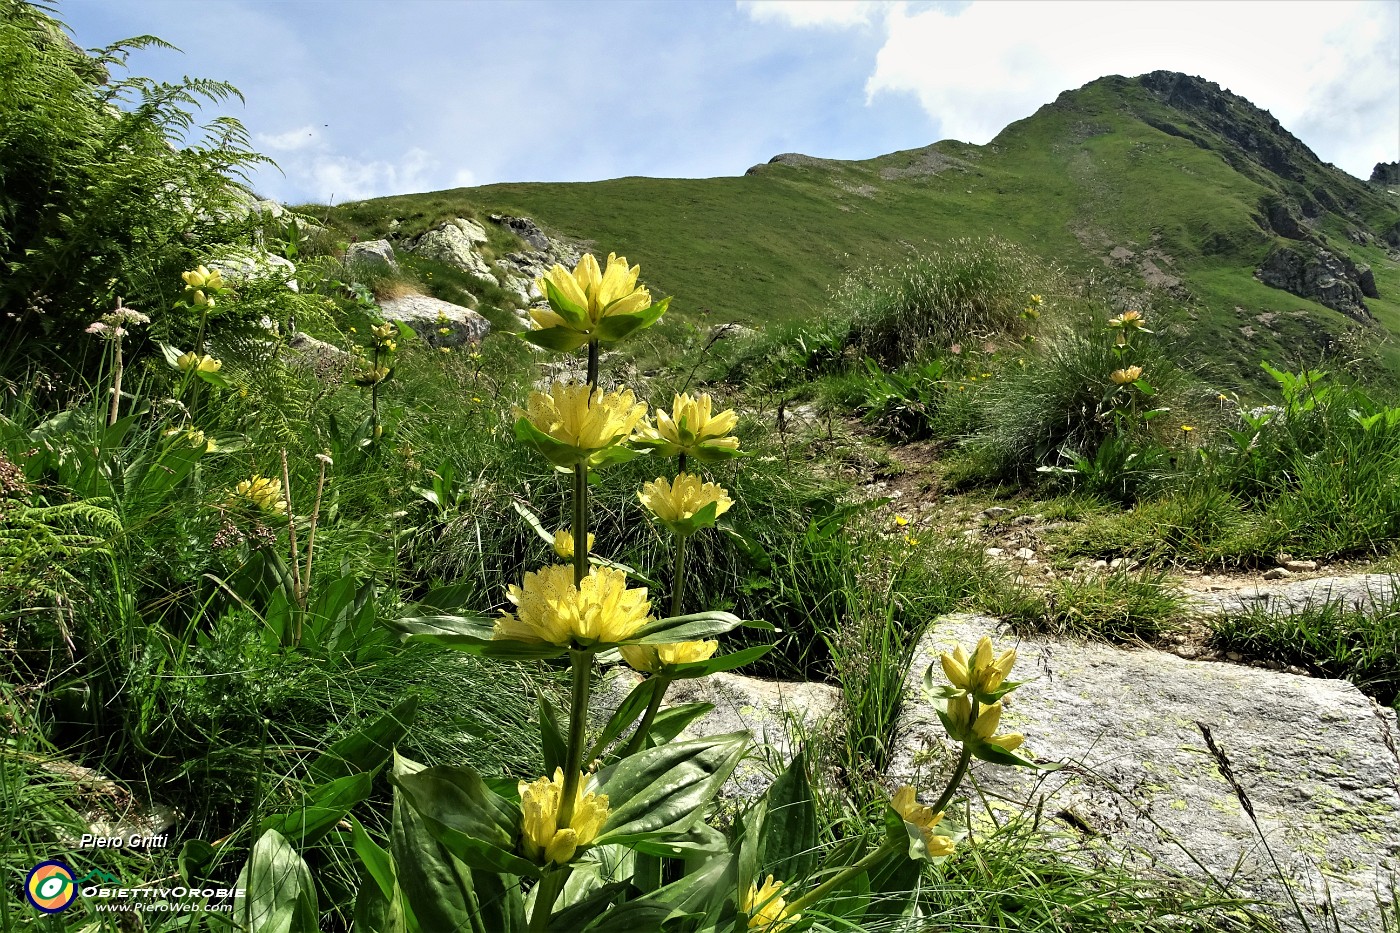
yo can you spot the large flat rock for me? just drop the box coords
[1186,573,1398,616]
[893,614,1400,933]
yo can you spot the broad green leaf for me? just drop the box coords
[666,645,771,679]
[593,296,670,344]
[234,829,319,933]
[392,757,538,877]
[629,611,747,644]
[587,677,659,761]
[539,689,567,774]
[391,793,479,932]
[521,325,590,353]
[309,695,420,783]
[514,416,587,467]
[392,613,567,660]
[763,752,818,883]
[595,734,746,846]
[261,772,373,848]
[541,277,591,330]
[637,702,714,748]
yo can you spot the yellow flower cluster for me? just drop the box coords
[181,265,223,308]
[354,364,391,386]
[1110,365,1143,385]
[494,565,650,647]
[1108,310,1151,332]
[523,383,647,459]
[620,639,718,674]
[552,529,596,561]
[370,322,397,351]
[176,351,222,373]
[230,475,286,514]
[944,696,1024,752]
[940,636,1016,698]
[742,875,800,932]
[638,392,740,460]
[532,253,652,332]
[638,473,732,530]
[891,786,955,857]
[518,769,609,865]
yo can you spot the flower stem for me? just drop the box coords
[586,339,600,388]
[556,649,592,829]
[670,534,688,617]
[527,869,569,933]
[572,464,589,587]
[108,334,123,428]
[620,675,672,758]
[929,700,978,815]
[784,837,903,918]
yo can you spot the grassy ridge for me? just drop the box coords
[322,72,1400,389]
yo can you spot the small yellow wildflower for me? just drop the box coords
[552,529,596,561]
[1110,365,1143,385]
[354,364,391,386]
[371,322,395,341]
[181,265,223,291]
[493,565,650,647]
[1108,310,1151,332]
[619,639,719,674]
[439,347,452,354]
[891,785,956,856]
[175,351,222,373]
[893,514,910,527]
[518,769,609,866]
[1181,424,1195,432]
[742,875,800,932]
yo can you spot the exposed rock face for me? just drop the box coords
[894,614,1400,933]
[1185,573,1399,617]
[488,214,584,297]
[1256,244,1372,320]
[1371,162,1400,186]
[345,239,398,270]
[208,248,298,292]
[1262,199,1309,240]
[407,223,496,284]
[489,214,551,251]
[377,294,490,347]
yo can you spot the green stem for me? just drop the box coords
[670,534,688,617]
[572,464,588,586]
[677,452,688,475]
[556,650,592,828]
[783,838,903,918]
[586,339,600,388]
[527,869,569,933]
[929,702,978,815]
[620,675,672,758]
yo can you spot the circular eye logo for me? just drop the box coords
[25,861,77,913]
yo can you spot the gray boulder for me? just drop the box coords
[378,293,489,347]
[894,614,1400,933]
[346,239,398,271]
[408,223,496,285]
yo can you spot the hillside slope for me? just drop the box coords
[323,71,1400,385]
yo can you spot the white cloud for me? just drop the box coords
[860,1,1397,177]
[302,148,442,204]
[739,0,887,29]
[255,124,320,152]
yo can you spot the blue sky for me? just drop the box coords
[59,0,1400,205]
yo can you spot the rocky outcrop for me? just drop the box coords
[1256,244,1373,320]
[1371,162,1400,186]
[407,222,496,284]
[345,239,398,271]
[896,614,1400,933]
[1262,198,1309,240]
[209,248,298,292]
[488,214,583,300]
[377,294,490,348]
[601,608,1400,933]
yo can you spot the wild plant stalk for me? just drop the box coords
[107,301,126,428]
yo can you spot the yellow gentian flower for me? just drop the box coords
[230,475,286,514]
[638,473,732,536]
[175,351,222,373]
[742,875,800,932]
[1110,365,1143,385]
[518,383,647,468]
[940,636,1016,697]
[181,265,223,290]
[528,252,667,350]
[493,565,650,647]
[1107,310,1151,332]
[518,769,609,866]
[619,639,719,674]
[552,529,596,561]
[891,785,956,856]
[636,392,741,461]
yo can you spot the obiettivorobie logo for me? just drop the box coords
[23,861,240,915]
